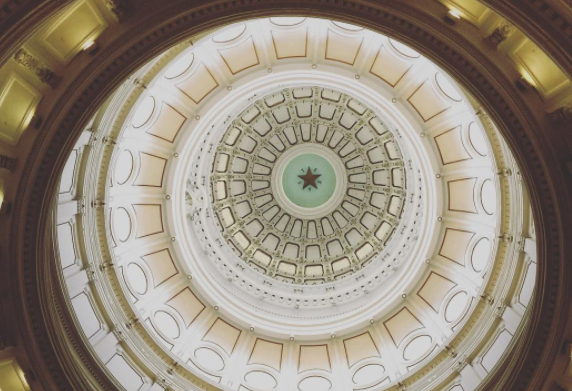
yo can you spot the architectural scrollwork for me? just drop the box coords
[13,48,61,89]
[0,154,16,171]
[548,103,572,125]
[486,22,515,49]
[105,0,132,22]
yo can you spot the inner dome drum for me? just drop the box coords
[210,87,407,285]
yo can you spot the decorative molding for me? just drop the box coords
[548,104,572,126]
[14,48,61,89]
[0,154,16,171]
[1,1,571,391]
[105,0,132,22]
[486,22,515,49]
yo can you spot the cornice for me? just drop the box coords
[481,0,572,79]
[3,1,572,390]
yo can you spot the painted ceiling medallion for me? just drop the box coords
[298,167,321,190]
[210,86,407,284]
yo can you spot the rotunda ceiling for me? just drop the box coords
[52,17,534,391]
[210,86,408,284]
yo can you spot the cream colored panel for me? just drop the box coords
[248,339,283,371]
[0,359,30,391]
[407,81,450,122]
[146,103,186,142]
[343,332,380,367]
[177,64,219,104]
[203,318,242,355]
[439,228,474,265]
[384,307,424,347]
[141,249,178,286]
[167,288,205,327]
[219,38,260,74]
[434,126,471,165]
[417,272,457,311]
[106,354,144,391]
[133,204,163,238]
[71,293,101,338]
[509,39,570,98]
[42,0,108,64]
[325,30,363,65]
[57,222,76,268]
[481,330,512,372]
[134,153,167,187]
[272,28,307,59]
[448,178,477,213]
[369,45,411,87]
[0,74,41,145]
[298,345,331,373]
[60,149,78,193]
[519,262,536,307]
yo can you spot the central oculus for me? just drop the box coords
[282,153,336,208]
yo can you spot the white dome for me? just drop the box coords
[54,17,532,391]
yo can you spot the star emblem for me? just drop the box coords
[298,167,321,190]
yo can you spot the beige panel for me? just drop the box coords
[0,74,42,145]
[369,45,412,87]
[448,178,477,213]
[146,103,186,143]
[325,30,363,65]
[177,63,219,104]
[417,272,457,312]
[133,204,163,238]
[509,39,570,98]
[434,126,471,165]
[134,153,167,187]
[272,28,307,59]
[384,307,424,347]
[407,81,450,122]
[298,345,331,373]
[343,332,380,367]
[219,37,260,74]
[167,288,205,327]
[439,228,474,265]
[141,249,178,286]
[203,318,242,355]
[248,339,283,371]
[0,358,31,391]
[42,0,107,64]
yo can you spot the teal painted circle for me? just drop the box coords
[282,153,336,208]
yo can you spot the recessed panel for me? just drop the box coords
[384,308,424,347]
[203,318,242,355]
[298,345,331,373]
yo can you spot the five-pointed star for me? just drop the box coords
[298,167,321,190]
